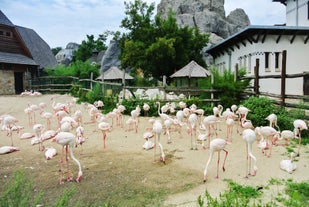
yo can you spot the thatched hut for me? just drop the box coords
[170,60,211,88]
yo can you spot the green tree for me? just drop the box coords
[119,0,209,83]
[51,47,62,56]
[74,32,110,62]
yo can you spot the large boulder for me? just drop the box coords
[100,40,121,72]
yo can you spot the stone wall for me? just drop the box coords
[0,70,15,95]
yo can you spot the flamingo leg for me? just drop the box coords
[216,151,220,178]
[102,132,107,149]
[222,149,228,172]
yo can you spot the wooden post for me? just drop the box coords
[281,50,287,107]
[122,69,126,100]
[90,72,93,90]
[210,71,214,107]
[254,59,259,96]
[163,75,167,101]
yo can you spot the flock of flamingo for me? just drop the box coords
[0,94,308,185]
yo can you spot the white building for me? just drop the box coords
[206,0,309,96]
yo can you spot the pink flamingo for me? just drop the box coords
[293,119,308,155]
[201,115,219,148]
[98,121,112,149]
[52,132,82,184]
[266,113,280,131]
[0,146,19,155]
[258,126,277,157]
[33,123,45,151]
[203,138,229,182]
[242,129,257,178]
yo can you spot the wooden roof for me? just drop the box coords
[0,10,57,69]
[170,60,211,78]
[96,66,133,80]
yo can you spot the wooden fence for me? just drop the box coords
[235,50,309,110]
[28,76,221,105]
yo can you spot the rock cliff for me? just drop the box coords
[157,0,250,42]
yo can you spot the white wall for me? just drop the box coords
[212,34,309,95]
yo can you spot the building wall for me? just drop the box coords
[286,0,309,26]
[212,34,309,95]
[0,70,15,95]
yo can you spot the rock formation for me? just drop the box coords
[157,0,250,41]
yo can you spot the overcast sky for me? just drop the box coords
[0,0,286,48]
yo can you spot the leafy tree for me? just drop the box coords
[51,47,62,56]
[73,32,110,62]
[119,0,209,83]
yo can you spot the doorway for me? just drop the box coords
[14,72,23,94]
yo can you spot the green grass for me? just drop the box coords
[197,179,309,207]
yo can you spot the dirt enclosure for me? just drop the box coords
[0,94,308,206]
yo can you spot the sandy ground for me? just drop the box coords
[0,94,308,206]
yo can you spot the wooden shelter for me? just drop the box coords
[170,60,211,88]
[96,66,133,83]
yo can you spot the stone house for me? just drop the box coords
[0,10,57,95]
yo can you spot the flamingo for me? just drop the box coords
[293,119,308,156]
[40,111,53,130]
[280,152,297,173]
[33,123,45,151]
[201,115,219,148]
[98,121,112,149]
[52,132,82,184]
[143,103,150,117]
[2,115,19,146]
[75,126,86,153]
[152,119,165,163]
[273,130,295,146]
[0,146,19,155]
[203,138,229,182]
[266,113,280,131]
[258,126,278,157]
[242,129,257,178]
[142,131,154,150]
[188,113,198,150]
[45,147,57,160]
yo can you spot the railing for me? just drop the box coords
[29,76,221,105]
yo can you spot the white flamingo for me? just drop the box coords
[242,129,257,178]
[52,132,82,184]
[152,119,165,163]
[293,119,308,155]
[188,113,198,150]
[203,138,229,182]
[143,103,150,117]
[280,152,297,173]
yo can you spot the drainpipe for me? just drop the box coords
[228,50,232,71]
[296,0,299,26]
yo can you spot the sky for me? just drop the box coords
[0,0,286,49]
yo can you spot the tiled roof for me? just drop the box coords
[0,51,37,65]
[16,26,57,69]
[0,10,14,26]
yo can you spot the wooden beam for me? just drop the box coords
[280,50,287,107]
[290,34,296,44]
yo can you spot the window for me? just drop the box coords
[6,31,11,37]
[248,54,252,74]
[0,31,3,35]
[265,52,269,68]
[275,52,280,71]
